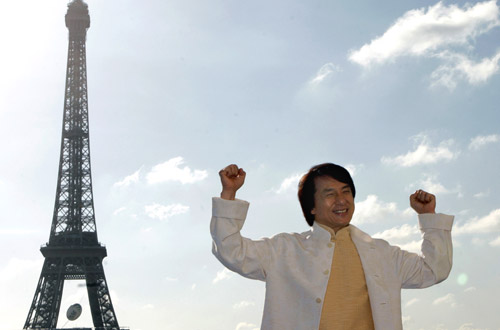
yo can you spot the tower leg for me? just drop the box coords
[86,257,120,328]
[24,258,65,329]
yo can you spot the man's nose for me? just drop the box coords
[335,195,347,204]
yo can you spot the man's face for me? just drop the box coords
[311,176,355,232]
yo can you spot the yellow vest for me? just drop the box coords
[318,225,375,330]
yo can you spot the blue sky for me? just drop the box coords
[1,0,500,329]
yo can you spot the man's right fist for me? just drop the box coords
[219,164,246,200]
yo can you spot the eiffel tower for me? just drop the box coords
[24,1,122,329]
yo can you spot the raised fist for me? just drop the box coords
[410,189,436,214]
[219,164,246,200]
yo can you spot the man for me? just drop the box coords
[211,163,453,330]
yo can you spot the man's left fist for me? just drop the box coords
[410,190,436,214]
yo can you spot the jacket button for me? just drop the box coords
[323,270,329,275]
[327,243,333,248]
[316,298,322,303]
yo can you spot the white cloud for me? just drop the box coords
[275,173,303,194]
[468,134,500,150]
[405,298,419,307]
[349,1,500,67]
[345,163,363,177]
[235,322,259,330]
[464,286,476,293]
[295,62,342,111]
[212,268,233,284]
[489,235,500,247]
[0,228,39,235]
[141,304,155,310]
[233,300,255,309]
[144,203,189,220]
[373,223,422,253]
[431,51,500,90]
[109,290,120,304]
[114,168,141,187]
[401,207,415,217]
[349,1,500,89]
[473,190,490,199]
[113,207,127,216]
[454,208,500,235]
[409,174,460,196]
[0,258,43,282]
[433,293,457,307]
[398,240,422,254]
[381,135,457,167]
[353,194,399,224]
[373,224,419,241]
[472,237,487,246]
[420,177,448,194]
[164,276,179,282]
[432,324,448,330]
[402,315,412,327]
[418,176,449,194]
[458,323,484,330]
[146,157,208,184]
[310,63,341,85]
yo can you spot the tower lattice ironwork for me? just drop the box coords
[24,1,121,329]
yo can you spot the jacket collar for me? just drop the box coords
[350,224,375,245]
[310,222,371,243]
[310,221,334,242]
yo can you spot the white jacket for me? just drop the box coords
[210,197,454,330]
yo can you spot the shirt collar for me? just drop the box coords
[316,223,351,242]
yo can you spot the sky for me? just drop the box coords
[1,0,500,329]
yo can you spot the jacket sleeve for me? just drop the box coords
[394,213,454,289]
[210,197,272,281]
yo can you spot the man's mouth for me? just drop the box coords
[333,209,348,214]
